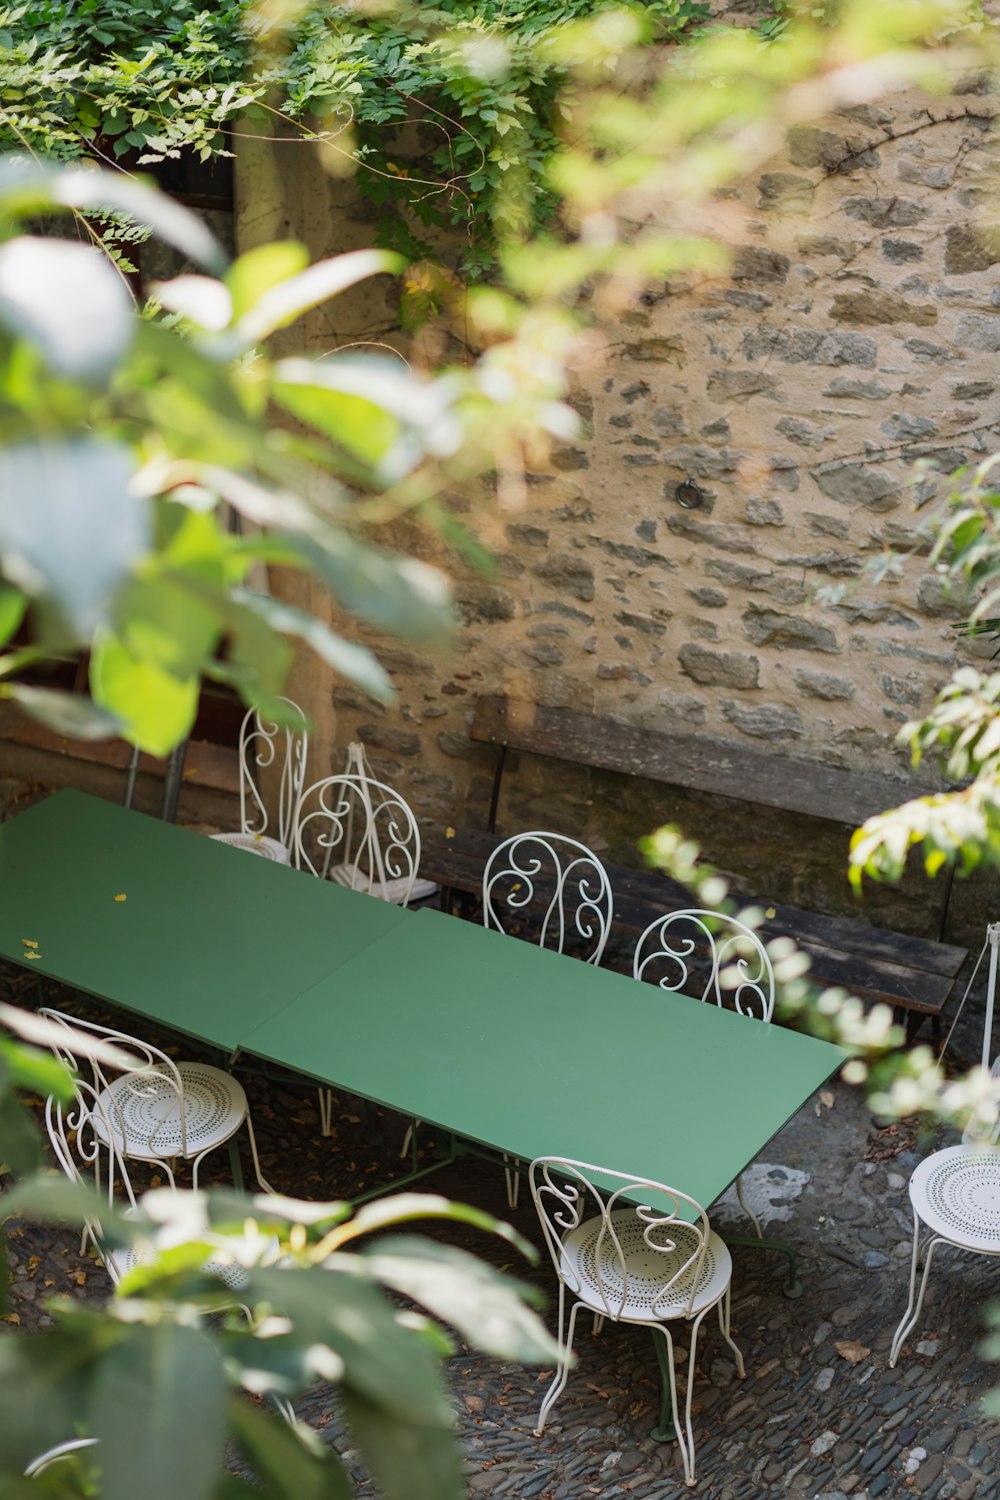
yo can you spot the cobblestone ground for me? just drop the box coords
[4,969,1000,1500]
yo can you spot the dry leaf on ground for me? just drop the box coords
[834,1339,870,1364]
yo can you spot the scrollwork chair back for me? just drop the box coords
[238,698,309,845]
[632,908,774,1022]
[293,773,421,905]
[482,832,613,965]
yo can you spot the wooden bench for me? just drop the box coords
[418,696,969,1029]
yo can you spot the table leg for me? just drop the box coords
[650,1332,678,1443]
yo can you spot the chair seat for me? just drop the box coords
[107,1240,251,1292]
[561,1209,733,1323]
[210,831,290,864]
[327,860,438,906]
[92,1063,248,1162]
[909,1144,1000,1255]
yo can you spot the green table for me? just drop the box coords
[0,789,409,1051]
[242,905,846,1214]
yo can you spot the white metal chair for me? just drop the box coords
[42,1037,294,1425]
[474,832,613,1207]
[211,698,309,864]
[482,831,613,965]
[295,757,436,1136]
[529,1157,744,1487]
[889,921,1000,1366]
[293,767,436,904]
[39,1008,273,1200]
[633,909,775,1237]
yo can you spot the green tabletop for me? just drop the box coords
[242,905,847,1211]
[0,789,409,1051]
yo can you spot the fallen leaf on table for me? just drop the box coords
[21,939,38,949]
[25,953,42,961]
[821,1091,835,1109]
[114,893,127,902]
[835,1339,870,1364]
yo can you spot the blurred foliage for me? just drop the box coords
[0,1010,558,1500]
[0,154,577,754]
[849,460,1000,888]
[0,0,707,278]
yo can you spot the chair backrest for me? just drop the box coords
[237,698,309,844]
[482,832,613,964]
[40,1008,191,1179]
[529,1157,711,1321]
[292,772,421,903]
[632,908,775,1021]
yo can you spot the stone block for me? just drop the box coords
[843,196,928,228]
[705,556,808,604]
[618,337,685,363]
[944,223,1000,274]
[742,605,841,653]
[916,573,976,618]
[614,610,668,637]
[679,643,760,688]
[905,338,959,363]
[532,554,595,601]
[706,368,781,401]
[880,412,939,440]
[797,235,857,258]
[732,245,791,283]
[757,172,815,211]
[722,700,805,738]
[776,416,835,448]
[955,312,1000,351]
[804,512,850,539]
[454,581,517,624]
[741,327,877,367]
[882,239,924,263]
[951,380,995,400]
[822,377,891,399]
[746,497,785,526]
[830,290,937,326]
[788,125,879,172]
[814,462,898,511]
[795,669,856,700]
[358,723,421,756]
[687,586,728,607]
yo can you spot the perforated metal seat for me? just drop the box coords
[890,921,1000,1367]
[530,1158,744,1487]
[92,1063,252,1168]
[562,1210,734,1324]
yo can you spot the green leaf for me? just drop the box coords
[114,573,222,679]
[0,157,228,274]
[87,1324,227,1500]
[0,237,133,383]
[0,1330,102,1476]
[90,631,199,756]
[240,1267,452,1424]
[152,273,233,331]
[232,590,392,703]
[342,1384,464,1500]
[0,1034,74,1103]
[363,1237,559,1362]
[3,685,121,739]
[0,1085,41,1175]
[236,249,403,345]
[225,241,310,323]
[226,1396,354,1500]
[0,585,26,646]
[0,438,149,637]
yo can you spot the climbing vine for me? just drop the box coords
[0,0,706,275]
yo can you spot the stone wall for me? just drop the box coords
[236,85,1000,947]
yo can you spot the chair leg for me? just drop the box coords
[717,1288,745,1378]
[735,1172,763,1239]
[676,1310,712,1486]
[650,1326,683,1451]
[318,1088,334,1137]
[241,1112,274,1194]
[534,1289,578,1437]
[890,1216,941,1368]
[503,1155,520,1211]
